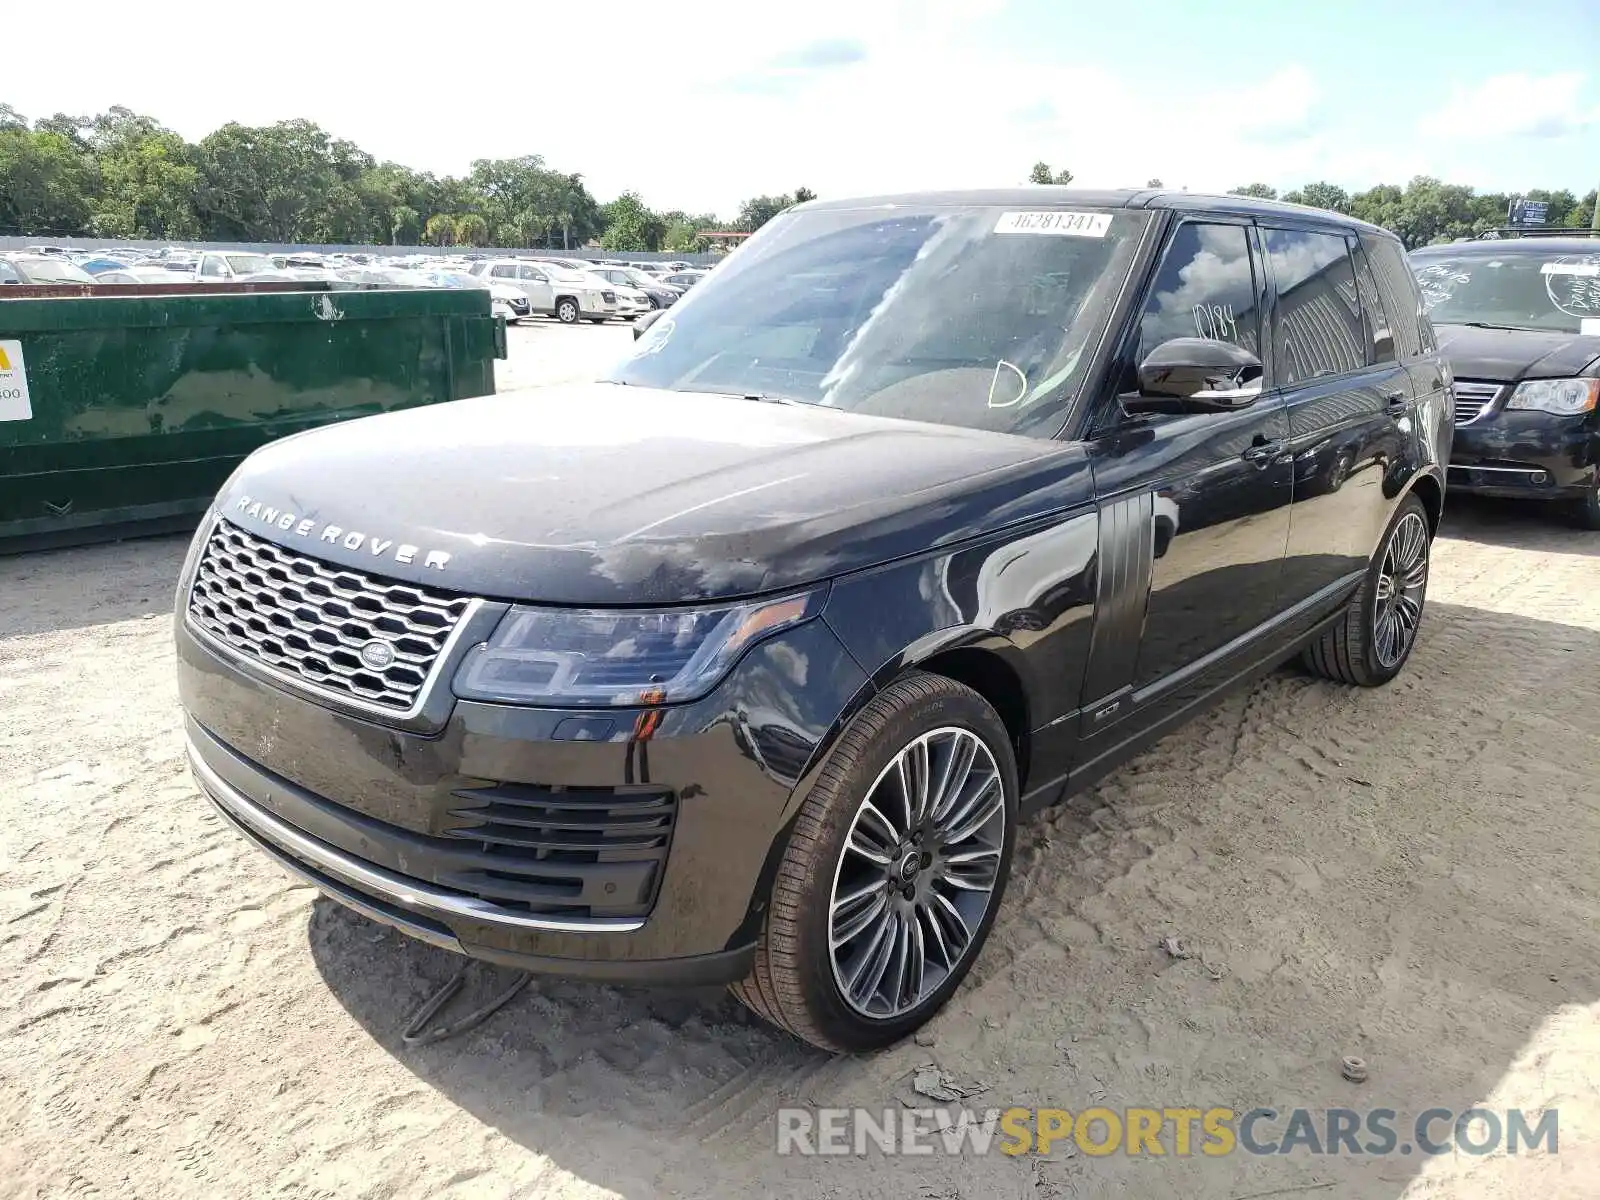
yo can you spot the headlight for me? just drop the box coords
[452,591,823,707]
[1506,378,1600,415]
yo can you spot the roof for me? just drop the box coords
[795,187,1394,238]
[1410,235,1600,256]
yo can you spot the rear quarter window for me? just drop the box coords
[1364,235,1427,358]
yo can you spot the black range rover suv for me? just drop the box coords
[176,190,1448,1052]
[1409,232,1600,527]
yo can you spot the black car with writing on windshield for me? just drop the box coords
[1409,231,1600,527]
[176,189,1447,1052]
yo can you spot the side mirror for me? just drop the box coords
[1126,338,1264,415]
[633,309,664,340]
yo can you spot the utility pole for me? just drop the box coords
[1592,183,1599,231]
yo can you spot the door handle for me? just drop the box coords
[1241,439,1284,466]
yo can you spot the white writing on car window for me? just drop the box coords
[1193,303,1241,343]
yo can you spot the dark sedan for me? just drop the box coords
[1410,235,1600,528]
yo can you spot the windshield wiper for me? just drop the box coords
[692,388,809,406]
[1456,321,1548,332]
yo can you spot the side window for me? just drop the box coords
[1348,239,1395,365]
[198,256,225,279]
[1365,236,1427,358]
[490,264,516,279]
[1262,228,1364,384]
[521,266,548,282]
[1134,222,1261,370]
[0,261,21,284]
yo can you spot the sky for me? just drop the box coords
[8,0,1600,217]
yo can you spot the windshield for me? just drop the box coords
[1412,250,1600,334]
[606,205,1150,437]
[225,254,276,276]
[542,265,588,283]
[18,257,95,283]
[622,268,659,287]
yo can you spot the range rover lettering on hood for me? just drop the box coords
[230,495,451,570]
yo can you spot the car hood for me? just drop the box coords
[1435,323,1600,381]
[217,383,1088,606]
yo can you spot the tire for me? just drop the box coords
[1572,480,1600,530]
[1302,494,1431,686]
[588,317,607,324]
[555,298,580,324]
[731,672,1018,1053]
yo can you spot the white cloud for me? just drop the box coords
[1418,71,1600,140]
[11,0,1588,217]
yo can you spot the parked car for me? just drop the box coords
[662,270,708,290]
[193,251,307,283]
[422,270,532,322]
[76,257,136,275]
[469,258,618,323]
[586,265,681,309]
[1,254,97,284]
[92,268,198,286]
[175,189,1446,1052]
[1409,233,1600,527]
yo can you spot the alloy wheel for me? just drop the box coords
[1373,511,1429,668]
[827,727,1006,1020]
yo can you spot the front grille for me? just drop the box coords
[439,783,678,917]
[1453,380,1504,426]
[188,520,472,713]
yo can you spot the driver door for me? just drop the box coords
[518,265,555,312]
[1079,218,1293,737]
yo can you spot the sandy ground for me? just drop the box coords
[4,325,1600,1198]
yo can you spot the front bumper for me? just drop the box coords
[176,608,868,984]
[1449,408,1598,498]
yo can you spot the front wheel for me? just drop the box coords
[731,672,1017,1053]
[1573,479,1600,530]
[1302,494,1431,686]
[555,298,580,324]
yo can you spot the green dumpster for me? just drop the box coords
[0,286,505,552]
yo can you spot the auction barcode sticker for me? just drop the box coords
[1540,262,1600,276]
[994,210,1112,238]
[0,340,30,422]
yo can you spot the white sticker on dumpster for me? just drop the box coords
[0,340,30,422]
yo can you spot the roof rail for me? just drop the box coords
[1474,226,1600,240]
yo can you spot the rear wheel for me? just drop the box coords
[1302,494,1431,686]
[555,298,580,324]
[731,672,1017,1053]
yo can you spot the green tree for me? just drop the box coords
[0,104,26,132]
[389,204,421,245]
[599,190,665,251]
[192,118,378,241]
[1145,177,1164,188]
[1028,162,1073,185]
[736,193,794,232]
[33,113,91,149]
[424,212,456,245]
[454,212,489,246]
[1228,183,1278,200]
[793,185,817,204]
[1281,181,1350,213]
[89,128,200,239]
[0,128,97,234]
[662,220,707,253]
